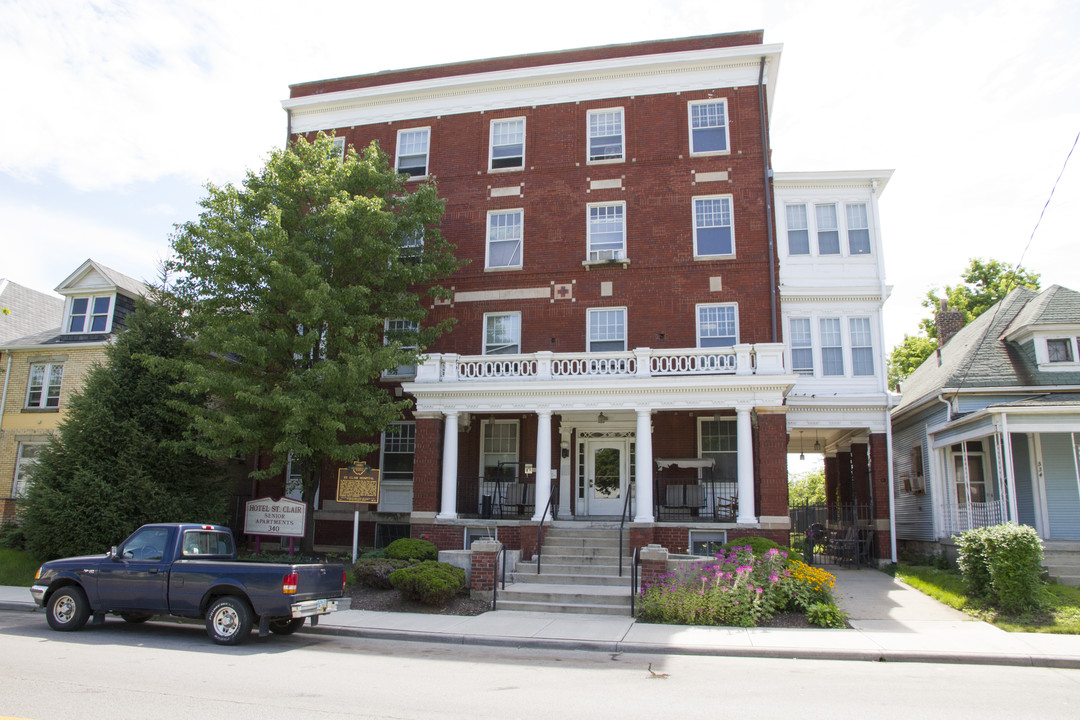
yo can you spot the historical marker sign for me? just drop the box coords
[244,496,307,538]
[337,461,381,504]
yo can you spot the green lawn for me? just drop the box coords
[0,549,41,587]
[893,563,1080,634]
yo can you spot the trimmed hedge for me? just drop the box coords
[390,561,467,606]
[353,558,411,589]
[385,538,438,563]
[956,522,1045,614]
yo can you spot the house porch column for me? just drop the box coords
[437,411,459,519]
[634,409,655,522]
[736,406,756,523]
[532,410,553,521]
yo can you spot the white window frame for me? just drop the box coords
[25,362,63,409]
[13,441,46,498]
[849,317,875,376]
[1046,338,1076,363]
[697,416,737,484]
[949,441,992,506]
[379,422,416,483]
[331,136,346,160]
[383,319,419,378]
[815,204,840,255]
[785,203,810,256]
[692,195,735,258]
[587,107,624,164]
[485,209,524,270]
[819,318,844,377]
[587,307,627,353]
[846,203,871,255]
[696,303,739,348]
[689,530,728,556]
[483,312,521,355]
[586,201,626,262]
[789,317,814,375]
[395,127,430,179]
[688,98,730,156]
[480,419,520,480]
[488,117,525,172]
[65,294,113,334]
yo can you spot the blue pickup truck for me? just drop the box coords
[30,523,346,645]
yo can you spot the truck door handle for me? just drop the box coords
[148,568,159,574]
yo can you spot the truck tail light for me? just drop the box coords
[342,570,348,592]
[282,572,298,595]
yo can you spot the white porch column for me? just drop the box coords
[736,406,756,524]
[634,409,655,522]
[437,411,459,519]
[532,410,553,521]
[558,428,572,517]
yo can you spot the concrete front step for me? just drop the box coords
[1043,541,1080,553]
[515,560,629,576]
[510,571,632,587]
[495,582,633,613]
[493,599,632,615]
[543,536,627,549]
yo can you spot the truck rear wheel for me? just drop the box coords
[205,596,253,645]
[268,618,306,635]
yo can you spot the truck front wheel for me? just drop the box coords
[47,586,91,632]
[205,596,253,645]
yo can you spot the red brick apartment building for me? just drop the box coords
[272,31,895,571]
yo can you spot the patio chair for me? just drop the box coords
[831,526,860,568]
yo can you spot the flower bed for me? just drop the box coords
[637,545,846,628]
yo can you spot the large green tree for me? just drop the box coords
[887,258,1041,391]
[167,134,459,549]
[21,299,228,560]
[788,468,826,508]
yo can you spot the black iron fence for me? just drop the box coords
[790,503,874,567]
[456,476,536,519]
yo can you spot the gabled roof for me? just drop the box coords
[0,279,64,344]
[54,259,149,299]
[894,286,1080,415]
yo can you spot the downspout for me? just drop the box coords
[0,352,11,445]
[285,107,293,148]
[757,56,778,342]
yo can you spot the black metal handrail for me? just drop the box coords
[630,545,640,616]
[534,482,559,575]
[618,483,634,577]
[491,544,507,611]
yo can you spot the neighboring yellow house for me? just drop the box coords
[0,260,148,523]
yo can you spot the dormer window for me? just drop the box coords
[67,295,112,333]
[1033,334,1080,371]
[1047,338,1075,363]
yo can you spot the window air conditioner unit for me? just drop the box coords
[590,249,623,262]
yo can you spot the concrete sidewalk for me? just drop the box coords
[4,569,1079,668]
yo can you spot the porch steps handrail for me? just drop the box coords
[534,482,559,575]
[618,486,634,577]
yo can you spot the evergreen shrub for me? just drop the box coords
[389,561,466,605]
[385,538,438,563]
[353,558,410,589]
[957,523,1045,614]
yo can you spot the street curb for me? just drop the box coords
[0,601,37,613]
[302,624,1080,669]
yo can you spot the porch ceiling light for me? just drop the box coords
[597,412,608,424]
[799,430,805,461]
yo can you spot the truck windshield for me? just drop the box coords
[181,530,234,557]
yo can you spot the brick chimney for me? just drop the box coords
[935,299,965,346]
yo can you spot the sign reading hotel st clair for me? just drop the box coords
[337,461,381,504]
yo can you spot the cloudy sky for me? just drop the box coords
[2,0,1078,352]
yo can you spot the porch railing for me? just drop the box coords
[455,476,536,519]
[942,500,1007,537]
[654,479,739,523]
[411,343,788,385]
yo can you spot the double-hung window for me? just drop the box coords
[13,442,45,497]
[786,204,810,255]
[486,209,523,269]
[331,136,346,160]
[815,204,840,255]
[846,203,871,254]
[384,319,419,377]
[484,312,521,355]
[482,420,519,480]
[587,202,626,261]
[68,295,111,333]
[395,127,430,178]
[790,318,814,375]
[587,108,624,163]
[399,228,423,264]
[489,117,525,171]
[26,363,63,408]
[850,317,875,376]
[381,423,416,482]
[587,308,627,352]
[819,319,844,376]
[692,196,734,257]
[688,99,729,154]
[697,304,738,348]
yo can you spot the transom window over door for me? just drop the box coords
[697,304,738,347]
[588,308,626,352]
[587,202,626,261]
[395,127,430,178]
[486,209,523,269]
[692,196,734,257]
[484,312,521,355]
[489,118,525,170]
[688,99,729,154]
[587,108,624,163]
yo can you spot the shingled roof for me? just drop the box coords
[0,279,64,344]
[895,285,1080,415]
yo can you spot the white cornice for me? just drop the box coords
[773,170,894,195]
[284,44,782,132]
